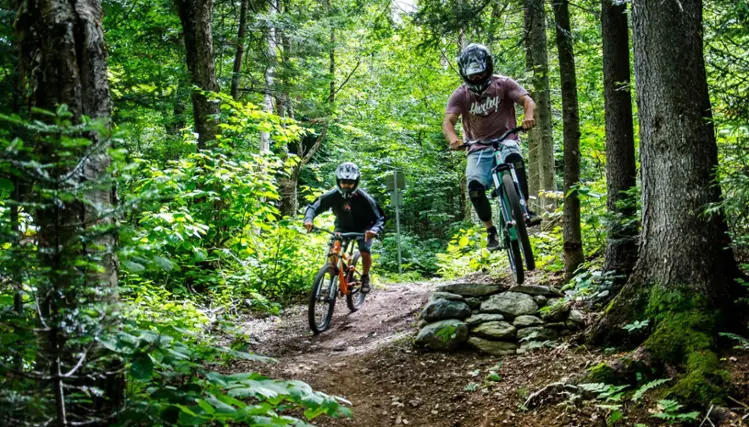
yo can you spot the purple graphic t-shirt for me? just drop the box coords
[445,75,528,152]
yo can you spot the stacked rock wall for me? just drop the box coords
[415,281,584,355]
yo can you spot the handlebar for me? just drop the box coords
[460,126,524,149]
[311,226,370,239]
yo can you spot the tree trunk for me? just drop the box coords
[175,0,220,149]
[552,0,584,279]
[230,0,249,101]
[591,0,742,403]
[524,0,555,211]
[260,0,278,153]
[523,14,541,211]
[601,0,637,284]
[16,0,121,420]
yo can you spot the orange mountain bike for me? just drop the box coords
[308,228,368,334]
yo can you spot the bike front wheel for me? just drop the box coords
[345,252,366,312]
[500,173,529,284]
[308,264,338,334]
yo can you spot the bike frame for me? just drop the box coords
[322,231,364,296]
[464,126,529,246]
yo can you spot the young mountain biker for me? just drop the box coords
[442,43,541,251]
[304,162,385,294]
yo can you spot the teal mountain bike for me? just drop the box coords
[463,126,536,284]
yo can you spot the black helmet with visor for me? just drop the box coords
[458,43,494,94]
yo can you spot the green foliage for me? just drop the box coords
[375,234,443,275]
[436,226,509,278]
[586,363,618,385]
[632,378,671,402]
[720,332,749,350]
[651,399,700,424]
[622,319,650,333]
[464,382,479,392]
[578,383,629,403]
[640,293,728,403]
[434,323,459,343]
[0,108,124,424]
[105,324,350,425]
[117,96,327,307]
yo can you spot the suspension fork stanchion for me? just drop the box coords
[508,167,527,212]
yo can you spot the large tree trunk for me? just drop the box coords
[175,0,220,149]
[230,0,249,101]
[591,0,742,403]
[552,0,584,279]
[523,15,541,212]
[524,0,555,211]
[260,0,278,153]
[16,0,121,421]
[601,0,637,283]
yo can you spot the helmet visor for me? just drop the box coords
[464,60,486,76]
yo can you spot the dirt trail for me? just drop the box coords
[242,281,432,365]
[231,280,601,427]
[228,277,749,426]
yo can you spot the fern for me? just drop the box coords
[632,378,671,402]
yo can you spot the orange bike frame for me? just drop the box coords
[329,240,350,295]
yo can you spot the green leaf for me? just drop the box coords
[153,255,174,271]
[197,399,216,415]
[193,247,207,262]
[0,178,14,195]
[632,378,671,402]
[122,260,146,273]
[485,372,501,382]
[676,412,700,421]
[130,353,154,381]
[607,409,623,424]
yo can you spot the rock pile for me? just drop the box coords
[415,281,584,355]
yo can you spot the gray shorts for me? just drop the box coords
[355,237,373,253]
[466,141,522,189]
[335,230,374,253]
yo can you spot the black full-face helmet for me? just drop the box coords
[335,162,360,199]
[458,43,494,94]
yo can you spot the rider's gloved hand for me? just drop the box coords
[304,222,313,233]
[365,229,378,241]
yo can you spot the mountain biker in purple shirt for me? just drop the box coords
[442,43,541,251]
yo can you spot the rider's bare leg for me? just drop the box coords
[482,219,493,228]
[361,251,372,275]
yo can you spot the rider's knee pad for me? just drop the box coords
[468,180,492,221]
[505,153,524,170]
[468,180,486,199]
[504,154,530,199]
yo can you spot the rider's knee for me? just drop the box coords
[505,153,524,170]
[468,180,486,199]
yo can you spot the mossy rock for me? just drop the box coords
[415,319,468,351]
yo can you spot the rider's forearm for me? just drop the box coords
[303,206,316,223]
[442,118,460,144]
[522,96,536,120]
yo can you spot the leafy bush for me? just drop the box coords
[375,233,443,276]
[436,226,509,279]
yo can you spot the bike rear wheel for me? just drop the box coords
[500,173,528,284]
[308,264,338,333]
[345,252,366,312]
